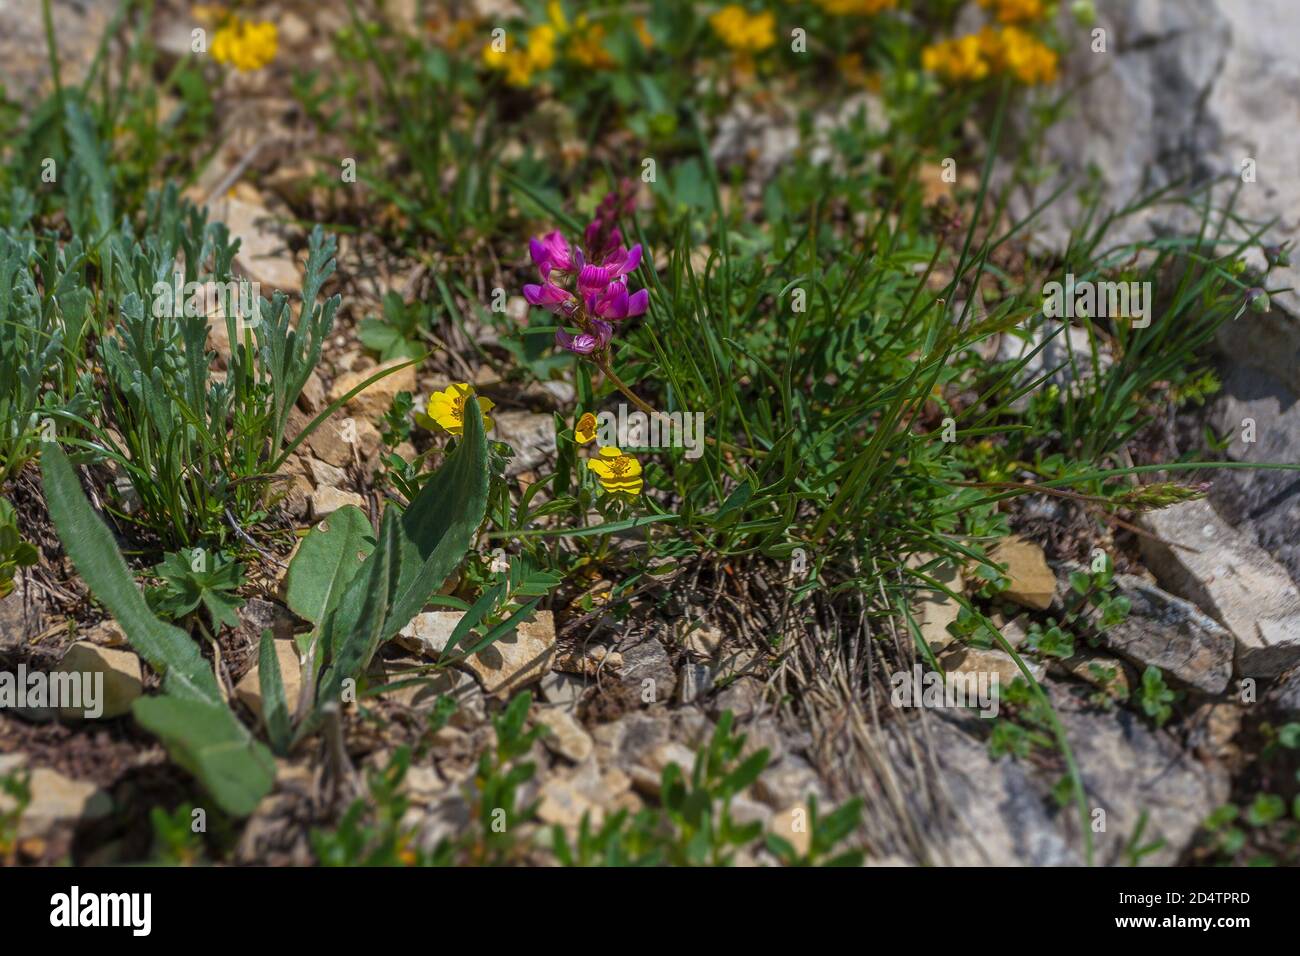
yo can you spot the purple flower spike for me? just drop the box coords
[556,319,613,355]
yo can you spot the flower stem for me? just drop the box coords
[592,355,766,459]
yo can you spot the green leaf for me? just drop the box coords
[284,505,374,626]
[40,443,221,706]
[316,507,399,709]
[381,392,490,638]
[41,442,273,816]
[258,630,292,755]
[133,696,275,817]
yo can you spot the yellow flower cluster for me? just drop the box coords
[709,5,776,53]
[922,26,1057,85]
[996,26,1058,83]
[978,0,1045,24]
[568,15,615,69]
[211,16,278,72]
[481,3,621,86]
[482,23,556,87]
[815,0,897,14]
[921,32,990,82]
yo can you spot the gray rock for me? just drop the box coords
[1206,364,1300,587]
[1051,684,1230,867]
[0,573,41,650]
[1269,668,1300,714]
[1006,1,1300,332]
[1138,499,1300,677]
[1100,574,1235,693]
[613,631,675,705]
[677,663,713,704]
[907,686,1228,866]
[493,411,555,476]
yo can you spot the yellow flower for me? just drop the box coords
[923,26,1056,85]
[921,34,990,82]
[634,17,655,49]
[710,5,776,53]
[211,17,278,72]
[978,0,1045,24]
[575,412,598,444]
[587,446,643,495]
[426,383,495,436]
[995,26,1058,84]
[547,0,569,32]
[569,15,614,69]
[482,23,560,86]
[815,0,897,14]
[528,24,558,70]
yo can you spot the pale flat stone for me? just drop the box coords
[54,642,143,720]
[1139,499,1300,677]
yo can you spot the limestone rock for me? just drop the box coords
[0,758,113,840]
[53,642,143,720]
[311,486,365,518]
[1099,574,1235,693]
[535,707,594,763]
[988,536,1056,610]
[464,613,555,697]
[1139,499,1300,677]
[329,358,416,422]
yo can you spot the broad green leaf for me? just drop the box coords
[318,507,398,707]
[133,695,275,817]
[284,505,374,625]
[42,442,273,816]
[381,392,490,637]
[40,442,221,706]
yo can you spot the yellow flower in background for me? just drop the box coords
[995,26,1058,84]
[710,5,776,53]
[978,0,1045,24]
[634,17,655,49]
[211,17,278,72]
[575,412,598,444]
[921,33,990,82]
[587,446,643,495]
[426,383,495,436]
[482,21,560,86]
[547,0,569,32]
[569,15,614,69]
[923,26,1057,85]
[528,24,558,70]
[815,0,897,14]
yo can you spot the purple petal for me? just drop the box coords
[626,288,649,317]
